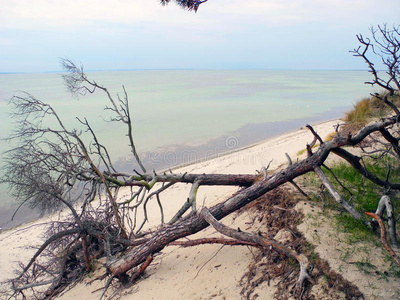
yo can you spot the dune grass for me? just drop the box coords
[344,98,372,124]
[342,93,400,135]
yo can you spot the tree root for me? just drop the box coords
[129,254,153,283]
[15,228,80,281]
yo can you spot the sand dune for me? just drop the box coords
[2,119,399,299]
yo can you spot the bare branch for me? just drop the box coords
[374,195,398,249]
[15,228,80,281]
[169,237,259,248]
[60,58,146,173]
[365,212,400,265]
[332,148,400,190]
[4,34,400,297]
[351,25,400,114]
[200,207,313,291]
[314,166,364,221]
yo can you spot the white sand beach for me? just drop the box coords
[1,118,399,299]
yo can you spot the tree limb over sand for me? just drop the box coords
[106,115,400,280]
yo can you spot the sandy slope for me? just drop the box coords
[3,118,398,299]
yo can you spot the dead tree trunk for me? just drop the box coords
[108,116,400,279]
[108,156,322,277]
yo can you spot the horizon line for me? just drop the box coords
[0,68,369,75]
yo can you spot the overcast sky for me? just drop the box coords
[1,0,398,73]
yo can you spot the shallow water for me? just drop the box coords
[0,69,375,229]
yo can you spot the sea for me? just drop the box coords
[0,69,376,229]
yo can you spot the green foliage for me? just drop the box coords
[319,155,400,247]
[328,155,400,213]
[335,213,375,243]
[388,262,400,278]
[298,153,400,243]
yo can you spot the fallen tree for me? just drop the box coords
[2,24,400,299]
[106,115,400,278]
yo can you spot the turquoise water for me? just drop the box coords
[0,70,373,152]
[0,70,375,228]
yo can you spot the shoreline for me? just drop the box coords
[0,117,343,298]
[1,117,367,300]
[0,116,341,230]
[167,117,342,173]
[114,106,350,173]
[0,116,343,231]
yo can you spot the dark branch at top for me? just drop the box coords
[351,24,400,115]
[160,0,208,12]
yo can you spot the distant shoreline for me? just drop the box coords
[166,117,343,173]
[0,68,370,75]
[0,110,346,231]
[113,105,350,173]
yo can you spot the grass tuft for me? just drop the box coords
[344,98,372,124]
[341,93,400,135]
[324,131,337,142]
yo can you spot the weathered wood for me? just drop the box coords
[16,228,81,281]
[129,254,154,283]
[9,29,400,298]
[107,139,332,277]
[106,116,400,280]
[169,237,259,248]
[108,173,258,187]
[200,207,312,290]
[379,128,400,158]
[366,212,400,265]
[169,179,201,224]
[107,116,399,279]
[375,195,399,249]
[332,148,400,190]
[314,166,363,221]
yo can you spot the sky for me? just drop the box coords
[0,0,399,73]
